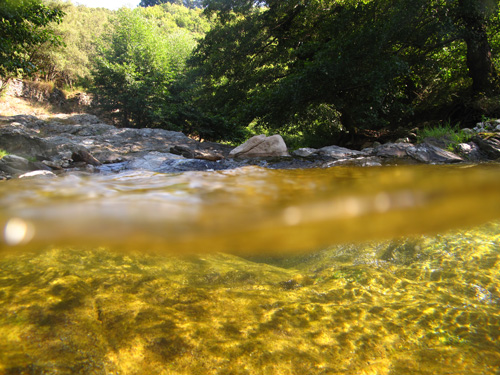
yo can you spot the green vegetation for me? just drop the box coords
[1,0,499,145]
[139,0,203,9]
[417,122,472,150]
[0,0,64,92]
[0,149,9,159]
[38,1,112,87]
[91,8,197,128]
[190,0,500,145]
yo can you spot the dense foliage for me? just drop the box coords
[191,0,500,146]
[91,8,197,128]
[0,0,64,91]
[34,1,111,87]
[139,0,203,9]
[2,0,499,146]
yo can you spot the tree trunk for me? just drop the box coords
[459,0,498,94]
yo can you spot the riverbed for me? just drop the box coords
[0,164,499,374]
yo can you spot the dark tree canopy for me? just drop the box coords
[139,0,203,9]
[189,0,499,145]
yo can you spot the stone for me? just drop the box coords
[291,148,318,158]
[71,149,101,166]
[0,114,232,172]
[171,145,196,158]
[322,156,383,168]
[374,143,414,158]
[229,135,289,158]
[19,170,57,179]
[0,128,58,160]
[127,152,185,171]
[0,154,32,170]
[472,135,500,160]
[406,143,463,163]
[0,154,51,176]
[316,145,367,159]
[456,142,484,162]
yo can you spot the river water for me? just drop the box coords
[0,164,499,374]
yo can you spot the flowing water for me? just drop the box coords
[0,164,499,374]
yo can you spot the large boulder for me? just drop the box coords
[472,134,500,160]
[374,143,414,158]
[406,143,463,163]
[0,154,51,177]
[229,135,289,158]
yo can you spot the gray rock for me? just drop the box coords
[374,143,414,158]
[1,154,32,170]
[0,154,51,176]
[472,135,500,159]
[0,127,58,160]
[406,143,463,163]
[322,156,384,167]
[128,152,185,170]
[71,149,101,166]
[291,148,318,158]
[456,142,484,162]
[316,145,367,159]
[156,158,242,173]
[0,114,231,173]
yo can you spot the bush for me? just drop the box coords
[91,8,196,129]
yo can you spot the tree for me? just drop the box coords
[192,0,420,142]
[91,8,196,128]
[32,2,111,87]
[456,0,498,94]
[191,0,499,146]
[0,0,64,91]
[139,0,204,9]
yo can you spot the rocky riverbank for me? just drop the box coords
[1,112,500,180]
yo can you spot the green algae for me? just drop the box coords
[0,222,499,374]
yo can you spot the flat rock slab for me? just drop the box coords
[406,143,463,163]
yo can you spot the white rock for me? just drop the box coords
[18,170,57,179]
[229,134,289,158]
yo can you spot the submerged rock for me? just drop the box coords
[127,151,185,170]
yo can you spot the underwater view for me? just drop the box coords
[0,164,499,374]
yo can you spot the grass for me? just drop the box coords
[417,122,471,151]
[0,149,9,159]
